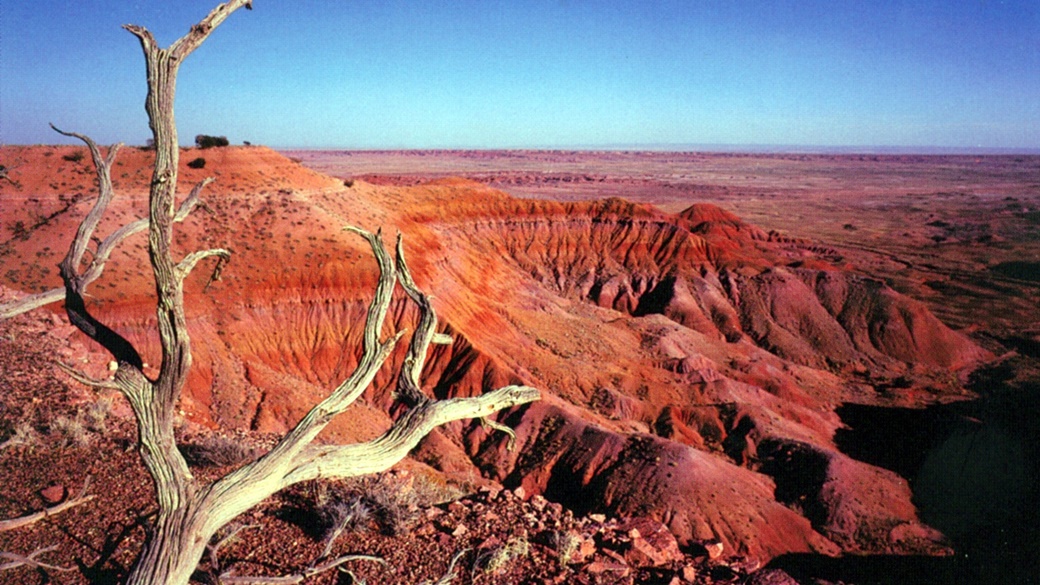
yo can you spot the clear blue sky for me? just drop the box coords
[1,1,1038,149]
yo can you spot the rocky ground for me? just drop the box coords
[0,301,782,585]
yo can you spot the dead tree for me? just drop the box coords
[28,2,540,584]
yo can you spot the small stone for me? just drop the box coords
[479,484,502,501]
[704,540,725,560]
[586,561,629,577]
[451,523,468,537]
[40,484,67,505]
[589,513,607,523]
[681,565,698,582]
[512,485,527,500]
[108,360,118,371]
[625,536,670,568]
[415,523,435,536]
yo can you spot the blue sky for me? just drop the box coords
[1,1,1038,149]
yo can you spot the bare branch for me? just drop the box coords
[0,162,20,186]
[176,248,231,284]
[169,0,256,60]
[49,124,122,270]
[283,385,539,486]
[219,554,386,585]
[479,416,519,451]
[0,478,96,533]
[19,3,542,583]
[0,546,75,573]
[55,361,121,390]
[394,234,441,406]
[421,549,468,585]
[0,290,63,320]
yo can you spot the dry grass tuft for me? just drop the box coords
[180,435,261,468]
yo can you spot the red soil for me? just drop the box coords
[0,146,991,565]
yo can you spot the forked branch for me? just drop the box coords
[0,546,74,573]
[394,235,447,406]
[205,228,539,529]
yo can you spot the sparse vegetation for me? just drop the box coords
[62,151,84,163]
[0,419,41,452]
[549,529,583,565]
[476,536,530,574]
[187,156,206,169]
[180,434,260,468]
[48,412,92,448]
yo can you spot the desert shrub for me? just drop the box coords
[187,157,207,169]
[303,474,431,539]
[8,220,28,239]
[49,412,92,448]
[83,396,113,433]
[63,151,84,163]
[0,419,42,451]
[318,496,375,541]
[195,134,229,149]
[181,435,260,467]
[548,530,583,565]
[343,178,355,188]
[476,537,530,574]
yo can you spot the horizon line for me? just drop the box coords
[9,141,1039,156]
[275,143,1040,155]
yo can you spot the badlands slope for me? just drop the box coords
[0,145,989,562]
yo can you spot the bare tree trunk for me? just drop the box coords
[126,505,209,585]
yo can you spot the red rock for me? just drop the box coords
[704,540,725,560]
[586,561,630,577]
[39,484,67,505]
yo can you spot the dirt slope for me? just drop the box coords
[0,146,988,562]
